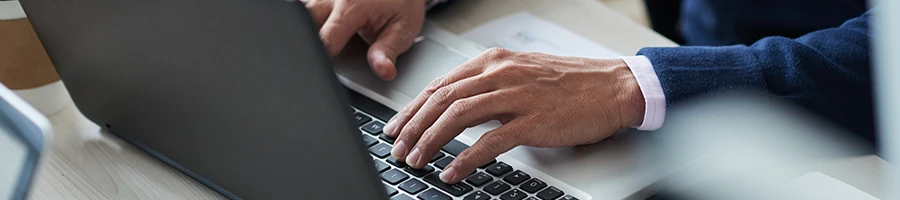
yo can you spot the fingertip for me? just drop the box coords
[318,36,338,57]
[391,140,409,161]
[405,147,422,168]
[373,57,397,81]
[440,166,457,183]
[383,119,397,136]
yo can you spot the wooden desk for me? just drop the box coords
[23,0,889,199]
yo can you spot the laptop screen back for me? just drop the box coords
[19,0,387,199]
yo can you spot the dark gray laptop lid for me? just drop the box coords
[19,0,386,199]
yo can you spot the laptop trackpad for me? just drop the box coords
[394,39,472,98]
[334,37,473,109]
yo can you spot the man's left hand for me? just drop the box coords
[382,48,646,184]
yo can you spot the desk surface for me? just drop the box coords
[25,0,889,199]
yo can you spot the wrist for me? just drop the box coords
[619,56,666,131]
[613,59,647,128]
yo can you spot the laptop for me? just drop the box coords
[0,83,51,200]
[18,0,590,199]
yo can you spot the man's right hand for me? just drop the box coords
[301,0,427,81]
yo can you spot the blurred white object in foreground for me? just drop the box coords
[872,0,900,199]
[649,92,884,200]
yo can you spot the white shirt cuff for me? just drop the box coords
[620,56,666,131]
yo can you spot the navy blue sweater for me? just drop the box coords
[639,11,873,139]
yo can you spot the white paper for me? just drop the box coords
[461,11,621,58]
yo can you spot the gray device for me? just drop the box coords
[18,0,385,199]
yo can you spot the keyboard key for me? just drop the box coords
[423,172,473,196]
[380,133,396,143]
[502,170,531,185]
[441,140,469,156]
[536,186,564,200]
[559,195,579,200]
[354,113,372,125]
[374,159,390,172]
[483,181,511,195]
[433,156,454,169]
[465,172,492,187]
[404,165,435,177]
[362,121,385,135]
[399,179,428,194]
[391,194,415,200]
[463,191,490,200]
[430,152,445,162]
[386,157,407,168]
[485,162,513,176]
[380,169,409,185]
[499,189,526,200]
[385,185,398,196]
[369,143,392,158]
[362,135,378,146]
[417,188,451,200]
[524,197,540,200]
[479,159,497,169]
[520,178,547,193]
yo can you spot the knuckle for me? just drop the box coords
[482,67,509,80]
[416,130,444,152]
[424,77,446,94]
[430,87,456,106]
[457,134,512,167]
[416,129,436,145]
[453,154,477,169]
[400,118,425,137]
[491,62,520,76]
[455,149,484,169]
[483,131,515,147]
[484,47,511,57]
[446,99,474,120]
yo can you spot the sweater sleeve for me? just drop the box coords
[638,11,874,137]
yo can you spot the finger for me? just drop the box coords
[383,48,513,137]
[319,3,365,57]
[441,121,523,183]
[366,22,417,81]
[382,57,490,137]
[405,90,516,169]
[304,0,333,29]
[357,16,390,45]
[390,74,497,162]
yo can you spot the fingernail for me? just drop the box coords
[440,167,456,183]
[372,54,396,80]
[391,140,408,160]
[406,147,421,167]
[383,119,396,136]
[380,56,394,68]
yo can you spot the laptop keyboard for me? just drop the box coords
[353,108,582,200]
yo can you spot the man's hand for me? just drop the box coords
[382,48,646,183]
[302,0,426,80]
